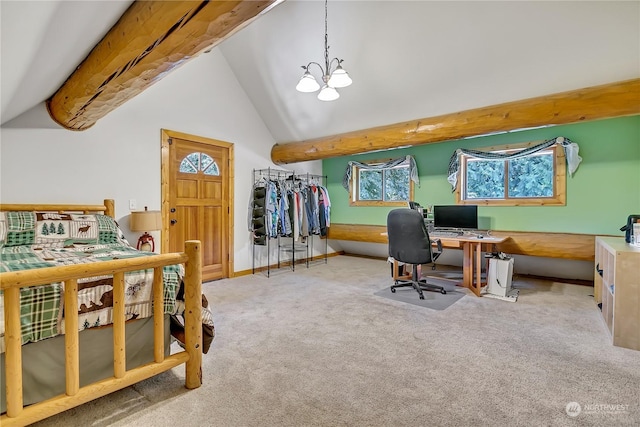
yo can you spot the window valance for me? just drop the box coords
[447,136,582,192]
[342,155,419,191]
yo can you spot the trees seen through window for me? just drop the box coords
[457,142,565,206]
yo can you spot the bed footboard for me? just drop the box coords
[0,241,202,426]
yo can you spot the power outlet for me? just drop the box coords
[129,199,137,211]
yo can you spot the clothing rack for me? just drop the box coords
[251,168,329,277]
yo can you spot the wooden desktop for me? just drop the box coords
[390,233,508,296]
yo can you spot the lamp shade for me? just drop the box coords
[296,71,321,92]
[130,210,162,232]
[328,66,352,88]
[317,85,339,101]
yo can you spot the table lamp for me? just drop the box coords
[130,207,162,252]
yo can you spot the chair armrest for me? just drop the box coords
[430,238,443,263]
[430,238,443,253]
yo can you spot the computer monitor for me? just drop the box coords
[433,205,478,230]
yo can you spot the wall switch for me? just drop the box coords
[129,199,137,210]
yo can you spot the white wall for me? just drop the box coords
[0,49,335,273]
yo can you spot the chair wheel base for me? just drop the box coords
[389,277,445,299]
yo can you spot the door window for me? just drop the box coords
[179,152,220,176]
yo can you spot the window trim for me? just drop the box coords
[455,140,566,206]
[349,159,414,207]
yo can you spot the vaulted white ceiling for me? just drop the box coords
[2,1,639,144]
[0,0,133,125]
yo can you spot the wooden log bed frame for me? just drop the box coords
[0,200,202,426]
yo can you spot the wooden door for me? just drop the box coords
[161,129,234,282]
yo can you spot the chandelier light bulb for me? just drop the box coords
[328,65,352,88]
[317,85,339,101]
[296,71,320,93]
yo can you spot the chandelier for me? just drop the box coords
[295,0,352,101]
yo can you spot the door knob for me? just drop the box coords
[170,219,178,225]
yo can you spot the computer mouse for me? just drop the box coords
[477,235,483,239]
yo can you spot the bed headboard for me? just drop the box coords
[0,199,115,218]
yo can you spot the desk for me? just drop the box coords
[434,235,508,296]
[387,232,508,296]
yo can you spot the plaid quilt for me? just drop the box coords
[0,212,183,353]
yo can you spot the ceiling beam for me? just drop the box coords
[271,78,640,164]
[46,0,282,131]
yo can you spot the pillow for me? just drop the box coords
[0,211,37,248]
[0,212,127,248]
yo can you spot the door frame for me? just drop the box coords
[160,128,235,278]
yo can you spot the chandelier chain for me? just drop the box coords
[324,0,329,76]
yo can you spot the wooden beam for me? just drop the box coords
[328,223,389,244]
[271,78,640,164]
[46,0,282,131]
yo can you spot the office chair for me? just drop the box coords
[387,208,446,299]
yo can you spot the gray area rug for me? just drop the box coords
[374,278,465,310]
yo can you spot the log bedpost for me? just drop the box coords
[184,240,203,389]
[103,199,115,218]
[4,288,23,417]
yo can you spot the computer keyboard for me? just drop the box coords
[430,231,463,238]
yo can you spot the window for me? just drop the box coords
[179,152,220,176]
[350,159,414,206]
[456,142,566,206]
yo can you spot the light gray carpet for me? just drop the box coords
[32,256,640,426]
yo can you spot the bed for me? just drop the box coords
[0,200,202,426]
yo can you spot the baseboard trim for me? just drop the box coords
[231,251,345,278]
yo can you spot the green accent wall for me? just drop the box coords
[323,115,640,236]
